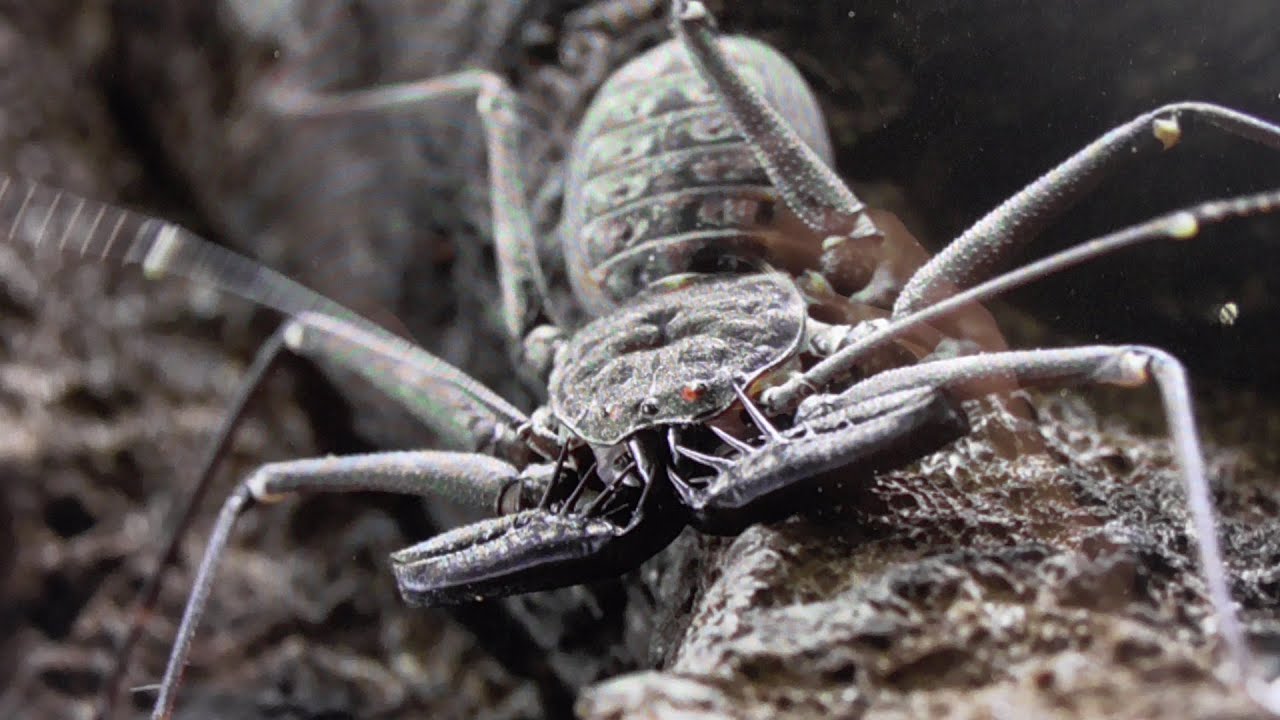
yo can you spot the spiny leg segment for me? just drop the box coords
[671,0,883,242]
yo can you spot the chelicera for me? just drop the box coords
[6,1,1280,717]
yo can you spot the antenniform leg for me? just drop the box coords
[0,176,529,452]
[894,103,1280,315]
[764,189,1280,410]
[146,450,549,720]
[265,67,561,355]
[0,176,554,715]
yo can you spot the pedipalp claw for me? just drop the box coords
[392,506,681,605]
[687,387,968,535]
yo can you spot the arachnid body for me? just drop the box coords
[6,2,1280,718]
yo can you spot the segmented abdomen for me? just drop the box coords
[560,36,833,315]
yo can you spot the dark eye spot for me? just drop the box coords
[640,399,660,415]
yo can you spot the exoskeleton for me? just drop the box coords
[6,1,1280,717]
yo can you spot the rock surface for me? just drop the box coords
[585,396,1280,719]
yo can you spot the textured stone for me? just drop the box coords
[584,396,1280,719]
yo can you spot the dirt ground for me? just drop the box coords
[3,2,1280,719]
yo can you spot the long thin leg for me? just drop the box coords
[95,329,289,720]
[0,177,544,715]
[893,102,1280,316]
[0,176,531,455]
[763,188,1280,410]
[283,310,529,456]
[147,450,544,720]
[823,345,1251,689]
[265,68,557,347]
[94,307,538,719]
[670,0,883,242]
[0,174,359,320]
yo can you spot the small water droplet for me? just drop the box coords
[1216,301,1239,326]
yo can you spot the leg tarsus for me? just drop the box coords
[1142,349,1249,680]
[895,102,1280,316]
[150,483,251,720]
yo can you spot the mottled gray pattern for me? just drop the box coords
[561,36,832,311]
[393,510,616,604]
[550,272,804,445]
